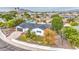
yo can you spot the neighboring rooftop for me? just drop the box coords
[1,7,79,12]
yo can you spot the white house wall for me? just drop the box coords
[32,28,44,36]
[23,28,29,32]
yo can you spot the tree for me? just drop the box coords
[19,34,28,41]
[9,11,18,17]
[62,27,78,39]
[24,12,31,18]
[2,14,13,21]
[51,14,63,33]
[62,27,79,47]
[67,18,74,23]
[25,28,37,40]
[0,14,2,18]
[70,22,79,26]
[44,28,57,45]
[6,20,15,28]
[51,14,60,18]
[0,22,5,27]
[15,18,24,26]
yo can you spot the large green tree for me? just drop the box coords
[2,14,13,21]
[15,18,24,26]
[62,27,79,47]
[51,14,63,33]
[0,22,5,27]
[24,12,31,18]
[9,11,18,17]
[6,20,15,28]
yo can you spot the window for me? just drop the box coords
[37,31,41,33]
[17,28,23,31]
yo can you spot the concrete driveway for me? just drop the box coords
[7,31,22,39]
[0,38,27,51]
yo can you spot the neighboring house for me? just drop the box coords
[16,23,50,36]
[25,19,36,24]
[64,23,71,27]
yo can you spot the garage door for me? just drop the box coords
[17,28,23,31]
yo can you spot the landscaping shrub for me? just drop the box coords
[19,34,28,41]
[15,19,24,26]
[6,20,15,28]
[44,28,57,45]
[19,29,57,46]
[0,22,5,27]
[67,18,75,23]
[62,27,79,47]
[70,22,79,26]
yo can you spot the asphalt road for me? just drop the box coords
[0,38,28,51]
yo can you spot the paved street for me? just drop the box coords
[0,38,27,51]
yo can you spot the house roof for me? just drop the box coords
[18,23,50,30]
[25,19,36,23]
[39,24,50,30]
[64,15,75,18]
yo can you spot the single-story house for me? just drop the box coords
[63,15,75,19]
[16,23,50,36]
[25,19,36,24]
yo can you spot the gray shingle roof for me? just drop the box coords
[18,23,50,30]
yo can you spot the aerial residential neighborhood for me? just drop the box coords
[1,7,79,50]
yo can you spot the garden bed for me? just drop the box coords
[16,33,72,49]
[17,34,56,48]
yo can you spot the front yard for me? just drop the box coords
[17,28,72,49]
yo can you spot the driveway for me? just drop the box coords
[0,30,28,51]
[0,38,27,51]
[7,31,22,39]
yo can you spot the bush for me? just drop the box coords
[2,14,13,21]
[0,22,5,27]
[6,20,15,28]
[19,34,28,41]
[62,27,79,47]
[67,18,75,23]
[15,19,24,26]
[70,22,79,26]
[44,29,57,45]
